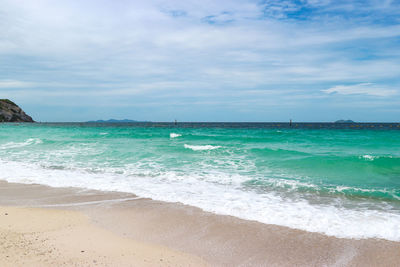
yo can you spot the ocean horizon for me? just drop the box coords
[22,121,400,129]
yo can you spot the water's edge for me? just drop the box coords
[1,123,399,241]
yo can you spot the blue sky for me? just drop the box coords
[1,0,400,122]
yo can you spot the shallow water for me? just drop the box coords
[1,122,399,241]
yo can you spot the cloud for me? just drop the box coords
[0,80,34,88]
[322,83,397,97]
[0,0,400,121]
[259,0,400,20]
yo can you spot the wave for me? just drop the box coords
[0,159,400,241]
[184,144,221,151]
[359,154,395,161]
[170,133,182,138]
[0,138,43,149]
[361,154,376,161]
[247,177,400,201]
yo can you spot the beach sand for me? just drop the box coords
[0,206,206,267]
[0,180,399,266]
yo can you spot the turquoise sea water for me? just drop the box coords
[1,122,400,240]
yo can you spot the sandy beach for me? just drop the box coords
[0,206,207,267]
[0,180,399,266]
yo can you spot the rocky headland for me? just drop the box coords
[0,99,34,122]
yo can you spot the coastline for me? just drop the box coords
[1,180,399,266]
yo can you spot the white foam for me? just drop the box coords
[184,144,221,151]
[267,178,398,199]
[0,159,400,241]
[361,155,376,161]
[170,133,182,138]
[0,138,42,149]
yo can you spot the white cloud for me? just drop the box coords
[0,80,34,88]
[1,0,400,121]
[322,83,397,97]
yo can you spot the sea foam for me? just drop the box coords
[0,138,42,149]
[184,144,221,151]
[170,133,182,138]
[1,159,400,242]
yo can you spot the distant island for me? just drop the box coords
[0,99,34,122]
[334,119,355,123]
[86,119,150,123]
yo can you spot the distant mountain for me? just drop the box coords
[86,119,149,123]
[0,99,34,122]
[334,119,355,123]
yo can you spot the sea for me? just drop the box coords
[1,122,399,241]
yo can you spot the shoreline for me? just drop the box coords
[1,180,400,266]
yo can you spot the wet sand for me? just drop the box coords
[0,180,399,266]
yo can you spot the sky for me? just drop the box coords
[1,0,400,122]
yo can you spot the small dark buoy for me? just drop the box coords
[174,119,177,125]
[289,119,292,127]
